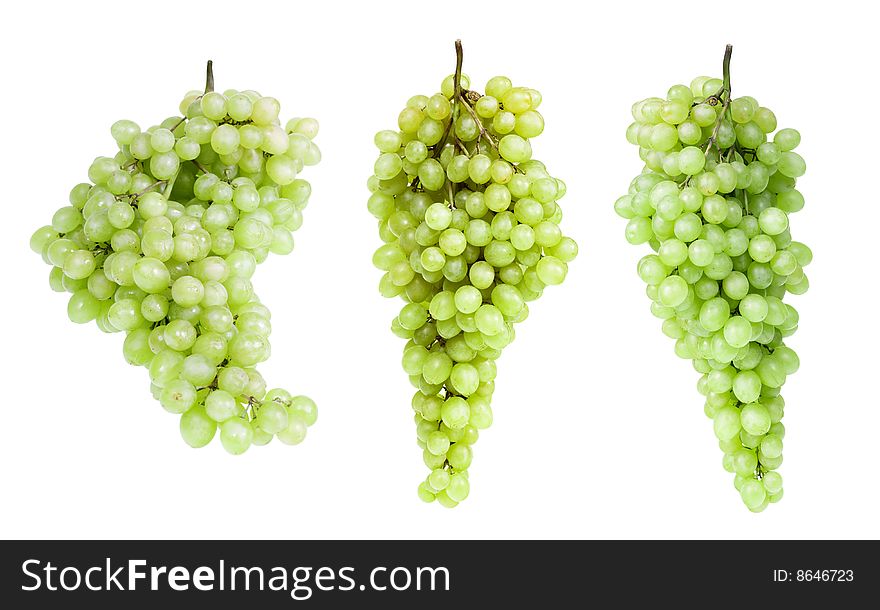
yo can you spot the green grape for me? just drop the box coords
[368,41,577,506]
[617,45,810,510]
[32,61,319,453]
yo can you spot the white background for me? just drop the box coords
[1,0,876,540]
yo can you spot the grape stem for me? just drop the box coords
[451,41,522,171]
[430,40,465,160]
[703,44,733,158]
[121,180,167,201]
[433,122,454,161]
[168,115,187,134]
[458,93,500,150]
[163,172,178,197]
[720,44,732,98]
[451,41,499,153]
[453,40,464,100]
[243,395,262,422]
[442,40,502,156]
[424,40,466,196]
[427,39,518,177]
[205,59,215,94]
[192,159,210,174]
[451,41,506,158]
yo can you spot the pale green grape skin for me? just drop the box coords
[713,406,741,441]
[658,275,688,307]
[450,363,480,396]
[417,482,436,503]
[368,66,576,505]
[171,276,205,307]
[276,414,308,445]
[619,63,811,511]
[67,290,101,324]
[111,119,140,145]
[108,299,145,331]
[762,471,783,494]
[446,474,470,502]
[218,366,249,395]
[428,468,451,491]
[740,479,766,510]
[447,442,472,470]
[536,256,567,285]
[181,354,217,386]
[123,328,153,366]
[132,257,171,293]
[255,400,288,435]
[203,389,237,422]
[31,225,59,254]
[454,285,482,314]
[723,316,752,349]
[62,250,96,280]
[740,403,771,436]
[426,431,451,456]
[180,406,217,448]
[288,395,318,427]
[160,379,197,414]
[162,319,197,351]
[436,491,459,509]
[32,74,320,454]
[220,418,254,455]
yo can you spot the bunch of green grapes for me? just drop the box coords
[615,46,811,511]
[30,62,320,454]
[367,41,578,506]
